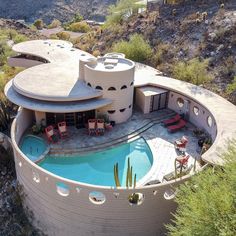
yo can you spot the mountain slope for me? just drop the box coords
[0,0,116,23]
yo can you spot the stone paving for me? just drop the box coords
[49,109,174,151]
[45,109,201,184]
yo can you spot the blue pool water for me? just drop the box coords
[20,135,48,162]
[39,138,153,187]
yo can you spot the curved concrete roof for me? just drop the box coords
[134,63,236,166]
[5,81,112,113]
[10,40,100,102]
[13,63,102,101]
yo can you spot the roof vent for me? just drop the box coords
[105,64,114,69]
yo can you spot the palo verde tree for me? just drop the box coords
[105,0,144,27]
[166,141,236,236]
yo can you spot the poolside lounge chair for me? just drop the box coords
[174,136,188,152]
[58,121,68,139]
[167,119,186,133]
[96,119,105,135]
[163,114,181,126]
[45,125,58,143]
[88,119,97,135]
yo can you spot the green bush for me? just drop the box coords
[48,19,61,29]
[104,0,144,28]
[112,34,152,62]
[172,58,212,85]
[69,22,91,33]
[226,76,236,94]
[33,19,44,30]
[167,141,236,236]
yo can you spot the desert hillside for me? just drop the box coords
[0,0,115,23]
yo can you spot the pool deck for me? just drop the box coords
[38,109,201,186]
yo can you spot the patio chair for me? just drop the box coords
[58,121,68,139]
[176,154,190,169]
[45,125,58,143]
[167,119,186,133]
[88,119,97,136]
[174,136,188,152]
[162,114,181,126]
[96,119,105,135]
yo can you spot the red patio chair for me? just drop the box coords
[58,121,68,139]
[96,119,105,135]
[176,155,190,168]
[45,125,58,143]
[88,119,97,135]
[167,119,186,133]
[163,114,181,126]
[174,136,188,152]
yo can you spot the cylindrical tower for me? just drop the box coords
[84,56,135,123]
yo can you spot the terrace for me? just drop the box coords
[22,108,202,186]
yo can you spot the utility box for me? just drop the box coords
[135,86,168,114]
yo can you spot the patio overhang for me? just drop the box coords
[5,81,112,113]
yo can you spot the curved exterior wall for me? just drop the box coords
[167,91,217,139]
[84,63,135,123]
[12,108,197,236]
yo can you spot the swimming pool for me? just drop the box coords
[39,138,153,187]
[20,135,49,162]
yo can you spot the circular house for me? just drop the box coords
[5,40,236,236]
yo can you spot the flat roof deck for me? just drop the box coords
[36,109,200,185]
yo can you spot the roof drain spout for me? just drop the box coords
[79,56,97,81]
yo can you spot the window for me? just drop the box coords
[128,193,144,206]
[207,116,213,127]
[120,108,126,112]
[95,86,103,90]
[108,87,116,91]
[193,106,199,116]
[121,85,127,90]
[177,97,184,108]
[56,182,70,197]
[87,83,91,87]
[89,191,106,205]
[130,81,134,86]
[108,110,116,114]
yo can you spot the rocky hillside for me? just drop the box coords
[87,0,236,104]
[0,0,116,23]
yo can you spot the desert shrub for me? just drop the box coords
[226,76,236,94]
[13,34,28,43]
[56,31,70,40]
[49,34,59,40]
[48,19,61,29]
[69,21,91,33]
[172,58,212,85]
[167,141,236,236]
[112,34,152,62]
[153,43,171,65]
[92,50,101,57]
[33,19,44,30]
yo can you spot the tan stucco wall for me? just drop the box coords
[7,57,44,68]
[84,66,135,123]
[135,88,151,114]
[168,92,217,139]
[35,111,46,125]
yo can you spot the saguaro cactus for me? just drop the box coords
[114,163,121,187]
[114,158,137,188]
